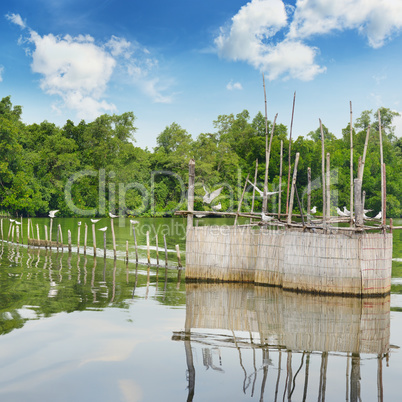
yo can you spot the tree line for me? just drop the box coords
[1,95,401,218]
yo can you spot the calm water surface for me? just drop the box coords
[0,217,401,401]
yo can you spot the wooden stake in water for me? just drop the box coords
[326,152,330,218]
[111,218,116,259]
[287,152,300,225]
[1,218,3,240]
[36,223,40,242]
[319,119,326,224]
[77,224,81,254]
[307,167,312,224]
[175,244,182,268]
[234,173,250,226]
[16,226,20,243]
[27,218,30,241]
[163,234,168,268]
[49,218,53,249]
[187,158,195,231]
[84,223,88,255]
[7,221,12,242]
[20,217,23,244]
[30,219,34,241]
[44,225,49,249]
[132,225,138,263]
[278,141,283,220]
[126,240,129,262]
[350,101,354,227]
[146,231,151,265]
[67,229,72,253]
[92,223,97,256]
[250,159,258,224]
[155,234,159,266]
[11,225,15,243]
[103,232,107,259]
[56,225,60,253]
[58,224,63,252]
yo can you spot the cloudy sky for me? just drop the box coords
[1,0,402,149]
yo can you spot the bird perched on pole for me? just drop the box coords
[212,202,222,211]
[373,211,382,220]
[310,206,317,214]
[98,227,108,232]
[343,206,351,216]
[261,212,274,222]
[91,218,101,223]
[109,212,118,218]
[337,207,349,217]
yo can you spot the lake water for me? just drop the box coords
[0,217,401,401]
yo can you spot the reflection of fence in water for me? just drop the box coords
[173,283,390,401]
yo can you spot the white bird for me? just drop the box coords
[337,207,349,217]
[49,210,59,218]
[91,218,101,223]
[261,212,274,222]
[374,211,382,220]
[130,219,139,225]
[363,213,371,220]
[195,214,205,218]
[9,219,15,223]
[202,185,223,204]
[310,206,317,214]
[363,208,373,214]
[247,179,280,197]
[15,221,22,225]
[98,227,108,232]
[212,202,222,211]
[109,212,118,218]
[78,221,82,226]
[343,206,351,216]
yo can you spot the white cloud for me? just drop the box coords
[215,0,325,81]
[0,65,4,82]
[289,0,402,48]
[226,81,243,90]
[6,13,26,29]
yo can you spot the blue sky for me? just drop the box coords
[1,0,402,149]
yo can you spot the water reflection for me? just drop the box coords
[173,284,391,401]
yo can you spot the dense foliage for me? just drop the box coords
[1,96,401,217]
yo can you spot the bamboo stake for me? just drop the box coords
[235,173,250,226]
[250,159,258,224]
[146,231,151,265]
[319,119,326,224]
[278,140,283,220]
[44,225,48,249]
[176,244,182,268]
[103,232,107,259]
[382,163,387,226]
[111,218,116,259]
[155,234,159,266]
[350,101,354,226]
[11,225,15,243]
[263,113,278,213]
[354,178,363,226]
[287,152,300,224]
[58,224,63,251]
[92,223,97,256]
[67,229,72,253]
[163,234,168,268]
[27,218,30,241]
[84,223,88,255]
[286,91,296,215]
[378,110,385,226]
[49,218,53,249]
[358,125,371,181]
[56,224,60,252]
[126,240,129,262]
[132,225,138,263]
[30,219,34,241]
[77,224,81,254]
[20,217,23,244]
[36,223,40,242]
[187,158,195,230]
[1,218,3,240]
[7,221,12,242]
[326,152,330,218]
[307,167,312,224]
[16,226,20,243]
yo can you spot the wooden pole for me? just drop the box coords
[104,232,107,259]
[16,226,20,244]
[319,119,326,224]
[350,101,354,226]
[7,221,12,242]
[49,218,53,248]
[44,225,48,249]
[354,178,363,226]
[132,225,138,263]
[155,234,159,266]
[20,217,23,244]
[58,224,63,251]
[163,234,168,268]
[176,244,182,268]
[250,159,258,224]
[187,158,195,231]
[111,218,116,259]
[146,230,151,265]
[92,223,97,256]
[307,167,312,224]
[30,219,34,241]
[378,110,385,226]
[84,223,88,255]
[263,113,278,213]
[56,224,60,252]
[36,223,40,242]
[1,218,3,240]
[358,125,371,181]
[126,240,129,262]
[27,218,30,241]
[286,91,296,215]
[235,173,250,226]
[382,163,387,226]
[326,152,330,218]
[77,225,81,254]
[287,152,300,224]
[278,140,283,220]
[67,229,72,253]
[11,225,15,243]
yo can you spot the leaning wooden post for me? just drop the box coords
[354,178,363,226]
[44,225,49,249]
[382,163,387,227]
[58,224,63,251]
[132,225,138,263]
[250,159,258,224]
[326,153,331,218]
[358,125,371,181]
[307,167,312,224]
[146,231,151,265]
[7,222,12,242]
[286,91,296,215]
[187,159,195,231]
[287,152,300,225]
[110,218,116,259]
[350,101,354,227]
[235,173,250,226]
[176,244,182,268]
[67,229,72,253]
[84,223,88,255]
[92,223,97,256]
[319,119,326,224]
[278,141,283,220]
[263,113,278,213]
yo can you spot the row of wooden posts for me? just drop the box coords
[183,102,399,233]
[1,217,183,269]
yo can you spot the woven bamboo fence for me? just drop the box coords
[184,283,390,355]
[186,226,392,296]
